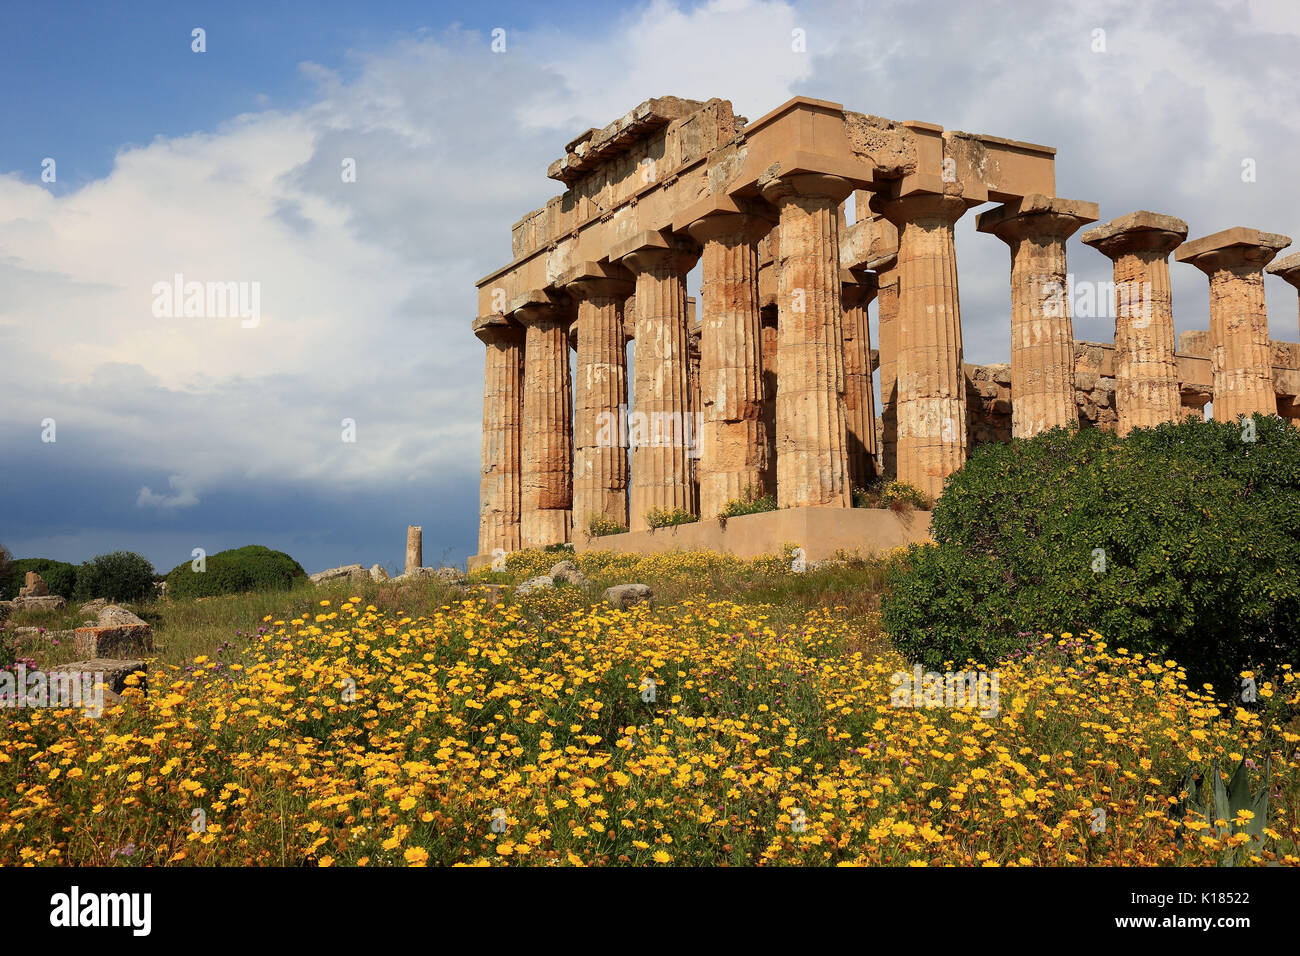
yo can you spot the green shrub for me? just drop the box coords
[165,545,306,600]
[646,507,699,529]
[853,479,931,511]
[881,416,1300,695]
[585,514,629,537]
[717,486,777,519]
[73,551,157,603]
[0,558,78,600]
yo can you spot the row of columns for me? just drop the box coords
[478,183,1295,554]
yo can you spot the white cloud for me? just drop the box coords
[136,475,201,510]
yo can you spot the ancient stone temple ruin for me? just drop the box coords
[471,96,1298,565]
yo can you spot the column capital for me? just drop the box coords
[841,269,878,308]
[871,189,974,228]
[758,171,854,207]
[472,312,523,344]
[975,193,1099,243]
[508,288,572,326]
[1081,210,1187,259]
[684,210,774,246]
[557,261,635,301]
[1265,251,1300,290]
[1175,226,1291,273]
[611,230,699,275]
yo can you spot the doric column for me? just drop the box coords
[472,314,525,554]
[759,172,854,509]
[1082,211,1187,435]
[616,232,700,530]
[874,256,900,479]
[405,525,422,573]
[687,311,702,514]
[876,191,972,500]
[686,212,771,517]
[1266,252,1300,338]
[1176,227,1292,422]
[841,270,879,489]
[977,194,1099,438]
[561,265,634,534]
[515,297,574,547]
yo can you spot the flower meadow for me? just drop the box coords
[1,551,1298,866]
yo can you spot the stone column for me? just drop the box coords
[760,307,779,493]
[516,298,574,547]
[472,314,525,554]
[874,257,900,479]
[686,212,771,517]
[687,309,702,514]
[1081,211,1188,435]
[405,525,422,573]
[842,270,879,490]
[616,233,700,530]
[563,268,634,534]
[977,195,1099,438]
[876,191,971,500]
[1266,252,1300,338]
[1176,227,1292,422]
[759,172,854,509]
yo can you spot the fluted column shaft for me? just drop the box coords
[1082,213,1187,435]
[518,306,573,546]
[475,319,525,554]
[688,213,770,517]
[760,173,853,509]
[1178,229,1291,422]
[621,243,698,530]
[875,263,900,479]
[880,193,969,500]
[569,279,632,533]
[979,197,1096,438]
[842,275,879,489]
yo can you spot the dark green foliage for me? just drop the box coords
[165,545,305,599]
[0,558,78,600]
[881,416,1300,694]
[73,551,157,603]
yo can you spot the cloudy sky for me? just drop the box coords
[2,0,1298,575]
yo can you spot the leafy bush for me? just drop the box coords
[717,487,777,520]
[881,416,1300,695]
[585,514,629,538]
[0,558,78,600]
[165,545,305,600]
[646,507,699,529]
[73,551,157,603]
[854,480,932,512]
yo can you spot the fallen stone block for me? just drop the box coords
[74,624,154,658]
[10,595,67,612]
[309,564,368,585]
[515,576,554,596]
[549,560,590,589]
[604,583,653,609]
[97,604,147,627]
[48,658,148,697]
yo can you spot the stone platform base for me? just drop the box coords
[469,506,932,569]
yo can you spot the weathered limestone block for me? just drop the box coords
[876,191,971,500]
[74,624,153,658]
[515,575,554,596]
[18,572,49,598]
[1176,227,1291,421]
[1082,211,1187,435]
[405,526,422,575]
[759,172,854,509]
[49,658,149,697]
[474,313,527,553]
[1266,252,1300,338]
[516,299,574,547]
[978,194,1099,438]
[965,363,1013,446]
[563,267,635,533]
[549,559,591,588]
[369,564,388,582]
[842,271,879,489]
[309,564,367,585]
[616,232,700,529]
[687,212,771,517]
[604,583,653,608]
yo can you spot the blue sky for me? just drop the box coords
[2,0,1298,576]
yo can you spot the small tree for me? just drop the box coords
[74,551,157,603]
